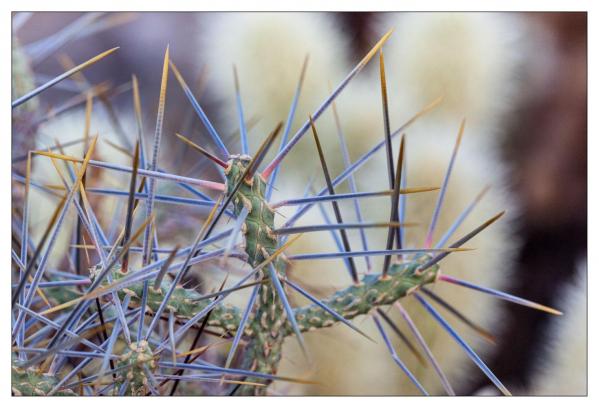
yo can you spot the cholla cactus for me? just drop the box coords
[199,13,525,395]
[11,17,562,397]
[375,12,525,145]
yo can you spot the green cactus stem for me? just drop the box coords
[11,359,76,396]
[110,256,439,338]
[223,155,290,395]
[84,156,441,395]
[289,258,439,334]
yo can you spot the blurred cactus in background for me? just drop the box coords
[529,258,587,395]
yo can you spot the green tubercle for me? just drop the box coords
[115,340,157,396]
[11,358,76,396]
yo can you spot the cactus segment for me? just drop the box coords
[11,359,76,396]
[291,258,439,333]
[111,265,243,334]
[224,156,289,395]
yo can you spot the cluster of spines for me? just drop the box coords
[10,18,563,397]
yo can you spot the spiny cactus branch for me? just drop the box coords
[11,25,564,397]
